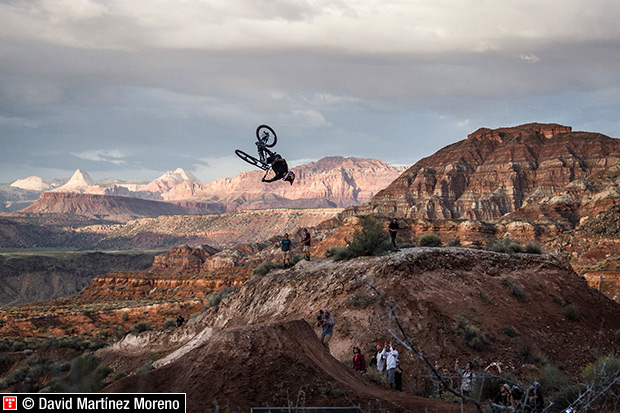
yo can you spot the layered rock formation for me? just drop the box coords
[194,157,407,209]
[356,123,619,221]
[21,192,226,222]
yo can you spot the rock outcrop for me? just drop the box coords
[356,123,620,221]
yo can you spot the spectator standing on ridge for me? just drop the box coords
[176,314,185,327]
[380,342,399,389]
[375,343,385,374]
[455,358,476,397]
[352,346,366,372]
[388,218,400,248]
[394,359,403,391]
[281,233,292,268]
[301,228,311,261]
[317,309,334,352]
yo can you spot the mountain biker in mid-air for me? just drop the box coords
[261,148,295,185]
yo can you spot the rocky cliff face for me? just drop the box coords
[357,123,620,221]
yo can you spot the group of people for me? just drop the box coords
[348,342,404,391]
[451,359,545,412]
[280,229,311,268]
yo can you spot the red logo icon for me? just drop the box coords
[3,397,17,410]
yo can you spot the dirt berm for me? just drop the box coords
[106,319,454,412]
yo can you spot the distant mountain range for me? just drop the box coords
[1,157,406,215]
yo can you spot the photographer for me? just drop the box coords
[316,309,334,352]
[379,341,399,389]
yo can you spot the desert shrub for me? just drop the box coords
[516,339,548,364]
[446,237,461,247]
[328,216,391,261]
[345,216,392,258]
[502,326,516,338]
[478,291,491,305]
[485,238,524,253]
[524,241,543,254]
[456,316,488,350]
[553,296,566,307]
[346,292,375,308]
[253,261,284,275]
[129,321,152,335]
[208,286,239,308]
[501,277,529,301]
[121,312,129,322]
[540,363,568,392]
[163,318,177,328]
[582,354,620,386]
[563,304,581,321]
[419,233,442,247]
[49,352,109,392]
[325,246,351,261]
[366,367,386,385]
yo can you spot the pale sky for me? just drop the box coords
[1,0,619,183]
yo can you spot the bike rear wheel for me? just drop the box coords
[235,149,269,171]
[256,125,277,148]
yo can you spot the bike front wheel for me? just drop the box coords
[256,125,277,148]
[235,149,269,171]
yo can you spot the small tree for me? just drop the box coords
[333,216,391,260]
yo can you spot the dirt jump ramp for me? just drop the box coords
[105,319,460,412]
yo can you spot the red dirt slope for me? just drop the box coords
[105,319,456,413]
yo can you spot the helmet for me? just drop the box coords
[283,171,295,185]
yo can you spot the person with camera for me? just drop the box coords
[379,342,399,389]
[316,309,334,352]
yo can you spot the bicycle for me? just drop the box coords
[235,125,278,171]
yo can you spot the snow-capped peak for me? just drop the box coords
[156,168,200,184]
[66,169,96,186]
[10,176,51,191]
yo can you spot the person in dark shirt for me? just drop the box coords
[300,228,311,261]
[394,359,403,391]
[281,233,292,268]
[261,149,295,185]
[352,346,366,372]
[388,218,400,248]
[176,314,185,327]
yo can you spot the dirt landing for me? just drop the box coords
[105,319,462,413]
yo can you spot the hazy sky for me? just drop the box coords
[1,0,619,184]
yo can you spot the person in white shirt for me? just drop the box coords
[375,343,385,373]
[380,342,399,389]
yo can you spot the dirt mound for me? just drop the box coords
[105,319,454,412]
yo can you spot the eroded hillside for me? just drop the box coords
[101,248,620,411]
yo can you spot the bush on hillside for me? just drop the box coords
[446,237,461,247]
[253,261,284,275]
[419,233,442,247]
[456,316,488,350]
[485,238,524,253]
[563,304,581,321]
[501,277,529,302]
[208,286,239,308]
[129,321,152,335]
[524,241,543,254]
[330,216,391,261]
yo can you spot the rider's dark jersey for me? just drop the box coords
[264,154,288,182]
